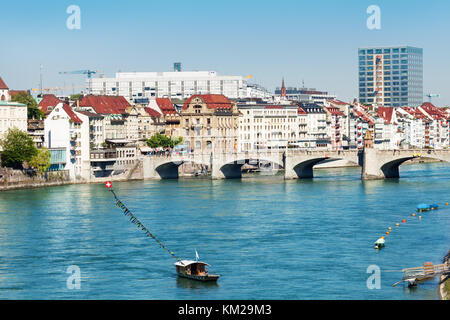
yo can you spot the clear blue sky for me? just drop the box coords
[1,0,449,105]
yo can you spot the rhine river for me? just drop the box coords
[0,163,449,300]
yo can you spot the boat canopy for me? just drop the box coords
[417,203,431,210]
[175,260,210,267]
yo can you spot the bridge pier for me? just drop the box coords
[362,149,419,180]
[362,148,386,180]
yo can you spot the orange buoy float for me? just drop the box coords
[402,219,406,223]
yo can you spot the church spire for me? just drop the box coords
[281,77,286,98]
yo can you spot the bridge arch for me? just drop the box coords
[285,151,361,180]
[362,149,450,180]
[154,159,210,179]
[291,157,330,179]
[380,157,415,179]
[214,157,285,179]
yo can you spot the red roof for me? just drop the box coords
[326,107,345,116]
[62,103,82,124]
[330,99,349,105]
[419,102,448,120]
[354,110,374,125]
[144,107,162,118]
[182,94,232,110]
[155,98,177,115]
[298,107,306,115]
[377,107,394,124]
[79,95,130,114]
[0,77,8,90]
[39,94,62,115]
[402,106,427,119]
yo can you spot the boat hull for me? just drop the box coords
[177,273,220,282]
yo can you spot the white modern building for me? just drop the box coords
[275,87,337,104]
[245,83,273,100]
[91,71,248,102]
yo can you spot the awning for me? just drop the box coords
[140,147,153,152]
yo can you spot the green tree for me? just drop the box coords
[146,133,183,149]
[0,128,38,169]
[11,93,44,120]
[70,94,82,100]
[29,148,51,174]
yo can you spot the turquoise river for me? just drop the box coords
[0,163,449,299]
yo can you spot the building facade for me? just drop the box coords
[0,101,27,138]
[91,71,248,102]
[238,103,299,151]
[44,103,89,180]
[300,103,330,149]
[358,46,423,107]
[0,77,27,139]
[275,87,337,104]
[178,94,240,154]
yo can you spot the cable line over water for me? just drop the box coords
[106,182,182,262]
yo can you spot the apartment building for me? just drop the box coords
[44,103,89,180]
[0,77,27,140]
[238,103,299,151]
[178,94,240,154]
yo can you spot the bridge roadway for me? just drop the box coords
[141,149,450,180]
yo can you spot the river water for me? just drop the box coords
[0,163,449,300]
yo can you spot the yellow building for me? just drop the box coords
[179,94,240,153]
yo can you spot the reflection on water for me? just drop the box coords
[0,163,448,299]
[176,277,220,290]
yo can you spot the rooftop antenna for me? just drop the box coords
[39,64,43,96]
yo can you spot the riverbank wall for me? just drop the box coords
[0,161,144,192]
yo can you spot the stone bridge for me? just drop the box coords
[285,150,360,179]
[362,148,450,180]
[142,148,450,181]
[143,151,284,180]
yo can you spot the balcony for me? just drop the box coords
[90,149,117,162]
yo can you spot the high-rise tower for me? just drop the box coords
[358,46,423,107]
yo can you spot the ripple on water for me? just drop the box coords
[0,164,448,299]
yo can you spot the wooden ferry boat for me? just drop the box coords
[175,260,220,282]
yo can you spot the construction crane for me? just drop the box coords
[59,70,98,94]
[425,93,440,103]
[31,85,85,96]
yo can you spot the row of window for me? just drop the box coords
[359,47,422,55]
